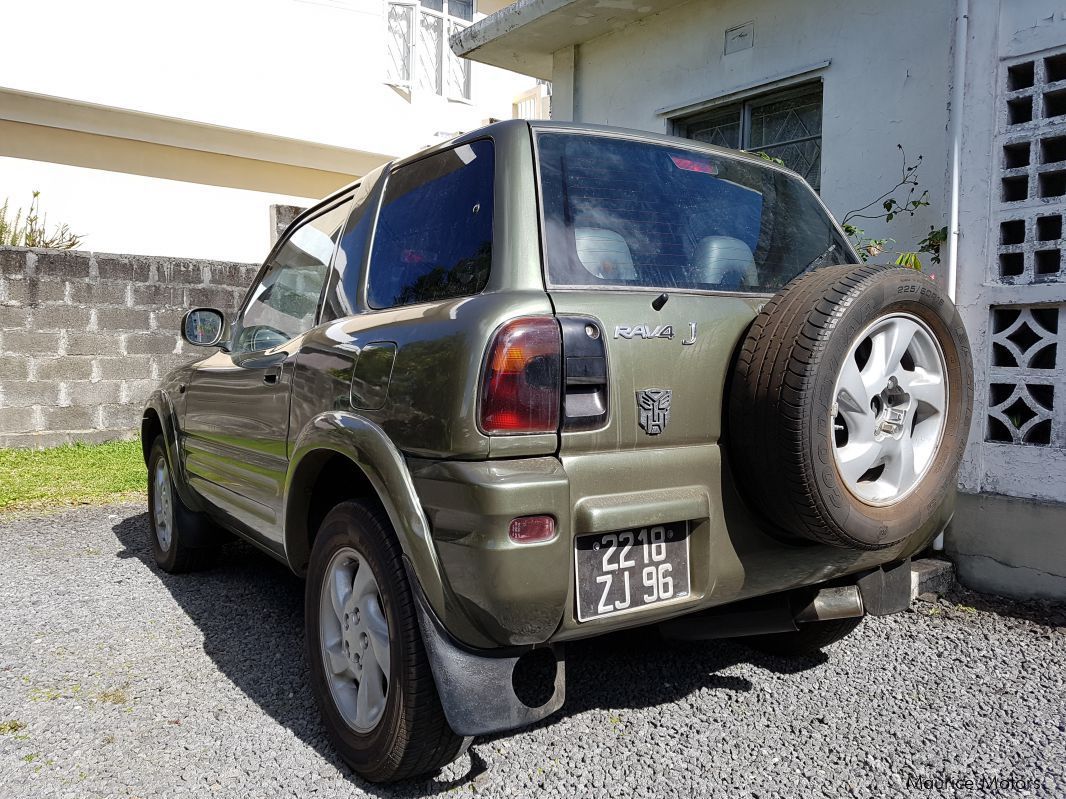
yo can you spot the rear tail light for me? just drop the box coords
[509,516,556,544]
[480,317,561,434]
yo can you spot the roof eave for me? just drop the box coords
[451,0,692,79]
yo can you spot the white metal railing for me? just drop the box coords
[512,83,552,120]
[386,1,470,100]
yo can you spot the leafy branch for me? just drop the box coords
[839,145,945,270]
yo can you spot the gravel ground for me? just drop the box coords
[0,503,1063,798]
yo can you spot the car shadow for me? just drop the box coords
[112,511,826,797]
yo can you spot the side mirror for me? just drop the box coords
[181,308,227,348]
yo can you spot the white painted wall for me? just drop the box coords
[954,0,1066,503]
[0,0,537,261]
[552,0,955,279]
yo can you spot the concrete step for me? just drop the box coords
[911,557,955,600]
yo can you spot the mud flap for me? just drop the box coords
[856,558,912,616]
[405,560,565,736]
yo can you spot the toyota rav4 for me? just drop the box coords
[142,120,973,782]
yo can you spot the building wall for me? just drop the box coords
[0,0,537,261]
[0,0,531,159]
[0,154,318,264]
[0,246,255,448]
[549,0,955,279]
[948,0,1066,598]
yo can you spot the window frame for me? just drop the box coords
[230,194,355,353]
[362,137,496,312]
[384,0,418,91]
[670,81,824,190]
[319,176,390,323]
[385,0,473,101]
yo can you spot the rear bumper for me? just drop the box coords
[409,446,949,650]
[414,554,912,737]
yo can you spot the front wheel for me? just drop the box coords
[147,436,220,573]
[305,500,468,783]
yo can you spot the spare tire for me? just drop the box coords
[728,264,973,550]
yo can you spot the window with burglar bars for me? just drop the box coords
[386,0,472,100]
[672,83,823,190]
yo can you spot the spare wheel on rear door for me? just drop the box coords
[728,264,974,550]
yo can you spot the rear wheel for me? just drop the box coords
[305,500,468,783]
[147,436,219,573]
[747,617,864,656]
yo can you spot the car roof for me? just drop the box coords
[294,118,797,236]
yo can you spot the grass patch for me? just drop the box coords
[0,719,26,735]
[97,687,128,705]
[0,439,146,511]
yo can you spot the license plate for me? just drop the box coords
[574,522,691,622]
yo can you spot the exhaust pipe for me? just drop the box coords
[659,584,865,641]
[794,585,864,623]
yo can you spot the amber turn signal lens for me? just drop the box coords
[508,515,556,544]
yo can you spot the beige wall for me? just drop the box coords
[0,120,356,199]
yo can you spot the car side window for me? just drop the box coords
[233,198,353,352]
[367,140,494,310]
[321,180,378,321]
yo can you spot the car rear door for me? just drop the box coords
[533,128,851,623]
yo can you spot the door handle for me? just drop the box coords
[263,367,282,385]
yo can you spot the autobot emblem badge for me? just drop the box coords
[636,389,671,435]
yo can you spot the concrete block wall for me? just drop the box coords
[0,246,258,448]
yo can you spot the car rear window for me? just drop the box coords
[536,132,850,293]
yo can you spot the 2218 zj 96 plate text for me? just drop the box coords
[574,523,691,622]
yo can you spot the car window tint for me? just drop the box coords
[367,140,493,309]
[235,198,352,352]
[537,132,849,293]
[322,180,378,321]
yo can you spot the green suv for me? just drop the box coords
[142,120,973,782]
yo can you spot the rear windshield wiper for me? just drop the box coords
[804,243,838,271]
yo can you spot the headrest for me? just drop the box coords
[574,227,637,280]
[691,236,759,289]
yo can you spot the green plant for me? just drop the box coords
[0,191,84,250]
[916,224,948,265]
[755,151,786,167]
[841,146,945,270]
[841,222,892,263]
[0,719,26,735]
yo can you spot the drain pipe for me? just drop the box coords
[933,0,969,552]
[944,0,968,305]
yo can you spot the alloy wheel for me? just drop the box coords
[830,312,949,506]
[319,546,391,733]
[152,456,174,552]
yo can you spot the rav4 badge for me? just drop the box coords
[614,322,698,345]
